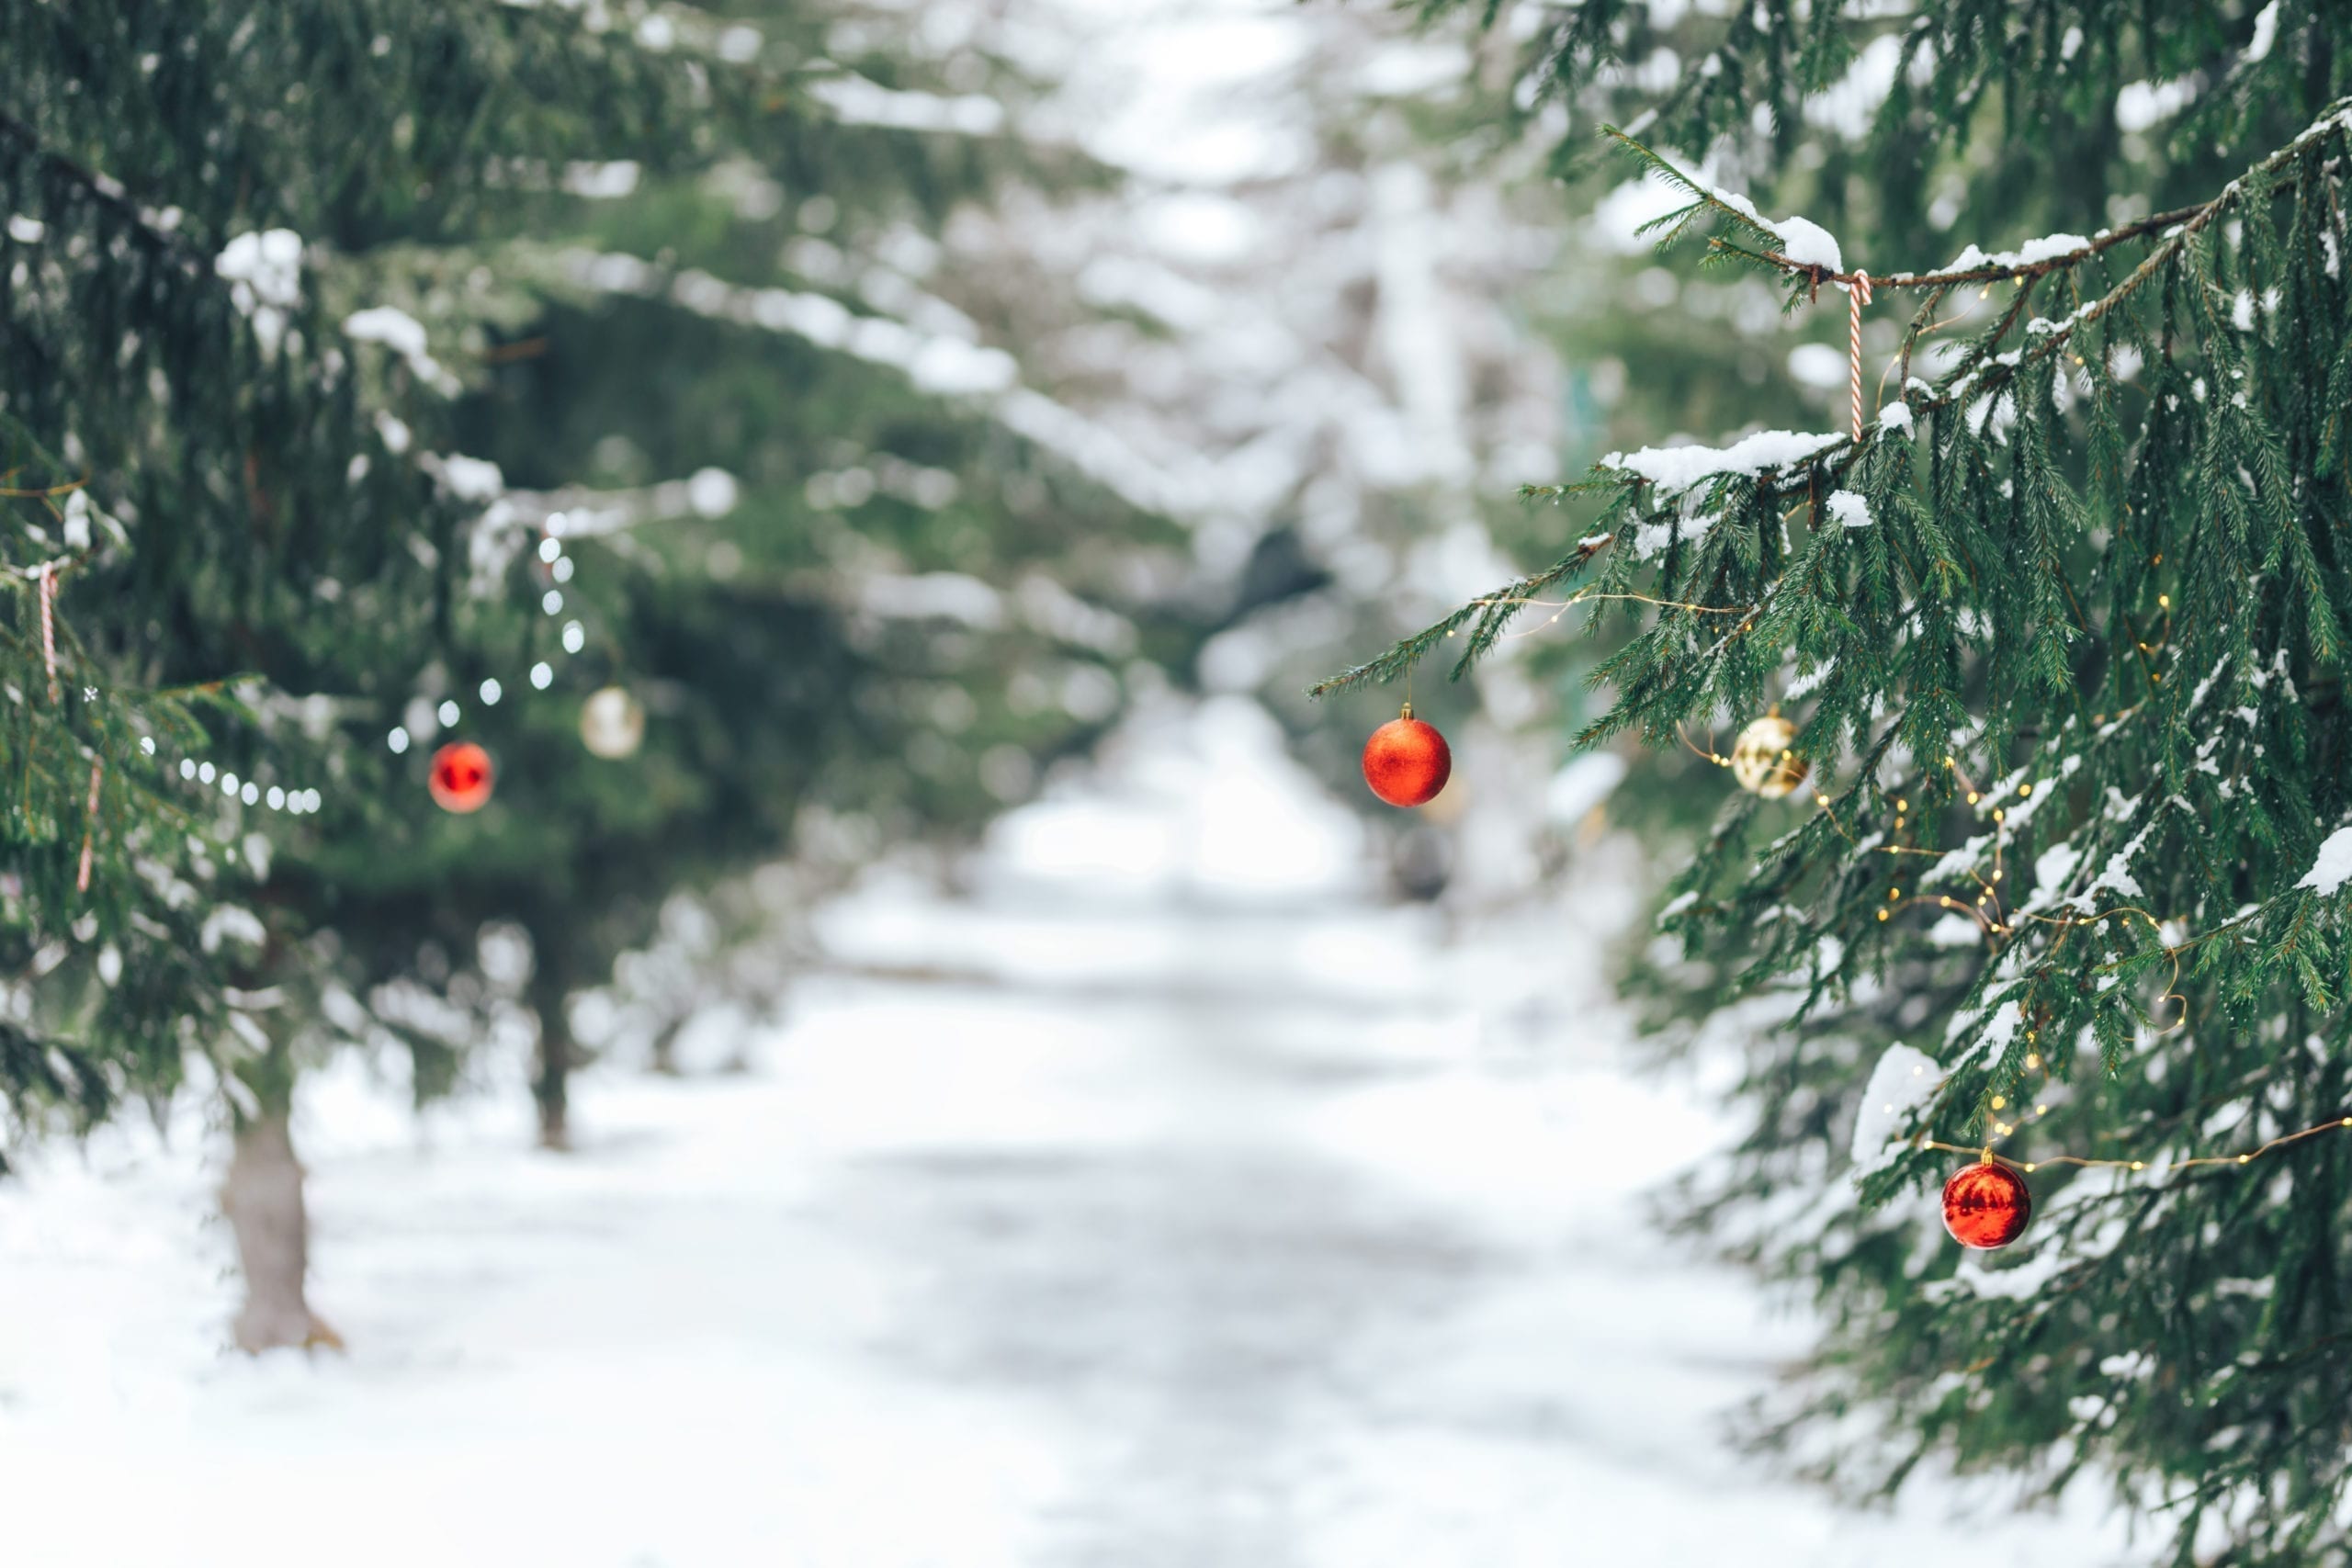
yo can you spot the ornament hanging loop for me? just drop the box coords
[36,559,61,704]
[1848,270,1873,443]
[76,757,102,893]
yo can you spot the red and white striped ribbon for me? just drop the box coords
[36,560,60,703]
[77,758,103,893]
[1848,270,1873,443]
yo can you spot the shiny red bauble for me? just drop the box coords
[427,741,495,814]
[1942,1161,2032,1249]
[1361,706,1452,807]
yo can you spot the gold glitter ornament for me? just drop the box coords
[580,685,647,759]
[1728,711,1807,798]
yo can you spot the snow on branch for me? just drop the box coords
[1316,95,2352,706]
[1602,429,1844,498]
[2296,827,2352,897]
[551,248,1194,522]
[343,306,459,396]
[803,73,1009,138]
[1603,125,1844,275]
[1609,96,2352,299]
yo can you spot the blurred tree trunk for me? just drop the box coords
[530,941,574,1150]
[222,1047,339,1352]
[648,1013,687,1077]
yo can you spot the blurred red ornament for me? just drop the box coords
[1942,1160,2032,1249]
[1361,705,1451,807]
[428,741,494,814]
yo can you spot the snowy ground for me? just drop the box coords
[0,699,2124,1566]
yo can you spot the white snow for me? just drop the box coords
[2246,1,2281,62]
[558,250,1208,521]
[215,229,302,310]
[2033,840,2084,906]
[61,490,93,549]
[2069,819,2153,913]
[1784,657,1836,700]
[1826,490,1872,529]
[0,698,2130,1567]
[1633,513,1717,558]
[1544,750,1628,827]
[1963,998,2027,1068]
[1606,428,1843,495]
[198,904,266,954]
[1849,1043,1941,1175]
[1802,33,1903,139]
[808,73,1010,138]
[373,409,412,455]
[1774,216,1845,273]
[343,306,458,395]
[853,570,1006,629]
[685,467,740,517]
[1921,233,2094,276]
[215,229,303,354]
[1589,175,1693,254]
[0,6,2151,1560]
[560,160,641,199]
[2116,78,2198,133]
[1877,400,1914,434]
[342,305,429,361]
[433,453,505,502]
[1696,177,1843,272]
[2296,826,2352,896]
[1927,912,1983,948]
[1786,342,1848,389]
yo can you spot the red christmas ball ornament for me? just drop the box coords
[1942,1159,2032,1249]
[1362,703,1452,807]
[427,741,495,814]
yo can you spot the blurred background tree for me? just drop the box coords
[2,0,1201,1348]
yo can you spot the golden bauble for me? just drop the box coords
[580,685,646,759]
[1729,713,1807,798]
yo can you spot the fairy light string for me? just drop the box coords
[149,511,602,820]
[1792,725,2308,1181]
[6,508,605,829]
[6,402,627,899]
[1919,1115,2352,1181]
[1448,585,1754,641]
[382,516,587,758]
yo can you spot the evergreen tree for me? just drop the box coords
[1338,3,2352,1558]
[4,1,1182,1348]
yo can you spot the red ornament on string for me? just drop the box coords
[1362,704,1452,807]
[427,741,495,814]
[1942,1160,2032,1248]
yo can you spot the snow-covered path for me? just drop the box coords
[1,701,2119,1566]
